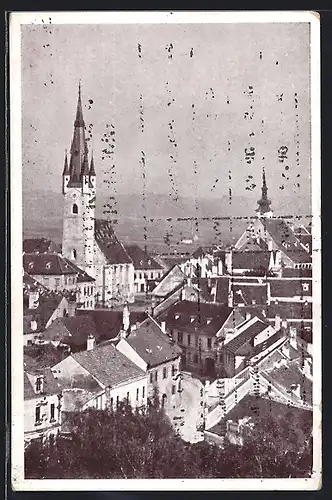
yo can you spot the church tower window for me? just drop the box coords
[72,203,78,214]
[72,249,77,260]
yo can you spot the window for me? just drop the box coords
[116,396,119,406]
[50,403,55,421]
[149,372,153,383]
[171,364,176,377]
[35,377,43,393]
[303,283,309,292]
[142,386,145,399]
[195,337,198,349]
[136,388,139,401]
[110,397,114,409]
[172,385,176,395]
[72,203,78,214]
[177,332,183,343]
[127,392,129,402]
[163,367,167,379]
[35,406,41,424]
[187,334,191,346]
[72,249,77,260]
[207,337,212,349]
[194,354,199,363]
[44,277,49,286]
[155,371,158,382]
[55,278,60,288]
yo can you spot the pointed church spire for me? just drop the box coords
[62,150,69,175]
[75,80,85,128]
[89,153,96,176]
[81,147,90,176]
[256,168,272,217]
[68,82,87,185]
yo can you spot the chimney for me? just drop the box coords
[225,250,232,274]
[123,302,130,332]
[268,240,273,251]
[28,291,39,310]
[281,319,288,331]
[87,334,96,351]
[160,321,166,334]
[289,326,297,349]
[245,312,251,321]
[291,383,301,399]
[217,259,223,276]
[227,289,233,308]
[211,283,217,303]
[30,320,38,331]
[302,357,312,379]
[186,276,192,288]
[274,314,281,331]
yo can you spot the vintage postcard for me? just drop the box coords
[10,11,321,491]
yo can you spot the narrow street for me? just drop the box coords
[166,373,205,443]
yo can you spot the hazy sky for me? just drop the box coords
[22,22,311,211]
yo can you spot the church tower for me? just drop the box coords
[256,168,273,218]
[62,83,96,275]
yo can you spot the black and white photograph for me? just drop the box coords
[10,11,321,490]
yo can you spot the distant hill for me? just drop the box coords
[22,189,311,252]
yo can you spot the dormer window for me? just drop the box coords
[35,376,44,394]
[46,262,51,270]
[190,316,195,323]
[28,262,34,270]
[175,314,180,320]
[206,318,212,325]
[72,204,78,215]
[302,283,309,292]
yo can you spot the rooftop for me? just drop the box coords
[23,238,61,255]
[42,316,99,348]
[151,264,187,298]
[24,368,61,400]
[158,300,233,336]
[95,219,132,265]
[23,253,77,276]
[73,343,145,387]
[225,318,270,354]
[124,244,163,270]
[124,317,182,367]
[269,279,312,298]
[232,250,271,270]
[76,309,147,341]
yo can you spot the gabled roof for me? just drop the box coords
[225,318,271,354]
[260,219,307,263]
[23,238,61,255]
[24,291,66,330]
[269,279,312,298]
[158,300,233,336]
[232,251,271,270]
[76,309,147,341]
[95,219,132,265]
[62,259,95,282]
[23,273,47,293]
[151,264,186,298]
[124,244,163,270]
[43,316,98,347]
[124,317,182,368]
[73,343,145,387]
[23,253,77,276]
[24,368,61,400]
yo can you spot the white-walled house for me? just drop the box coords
[116,316,182,409]
[52,342,147,412]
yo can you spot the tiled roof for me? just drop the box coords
[23,238,61,254]
[191,246,216,259]
[95,219,132,265]
[195,277,230,304]
[43,316,98,347]
[266,302,312,320]
[124,317,182,368]
[23,273,47,293]
[24,291,65,330]
[73,343,145,387]
[76,309,147,341]
[158,300,233,336]
[238,238,269,252]
[62,259,95,282]
[151,265,187,298]
[233,283,268,306]
[264,360,312,405]
[269,279,312,298]
[24,368,61,400]
[124,244,163,270]
[232,251,271,270]
[261,219,308,263]
[225,319,270,354]
[282,268,312,278]
[23,253,77,276]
